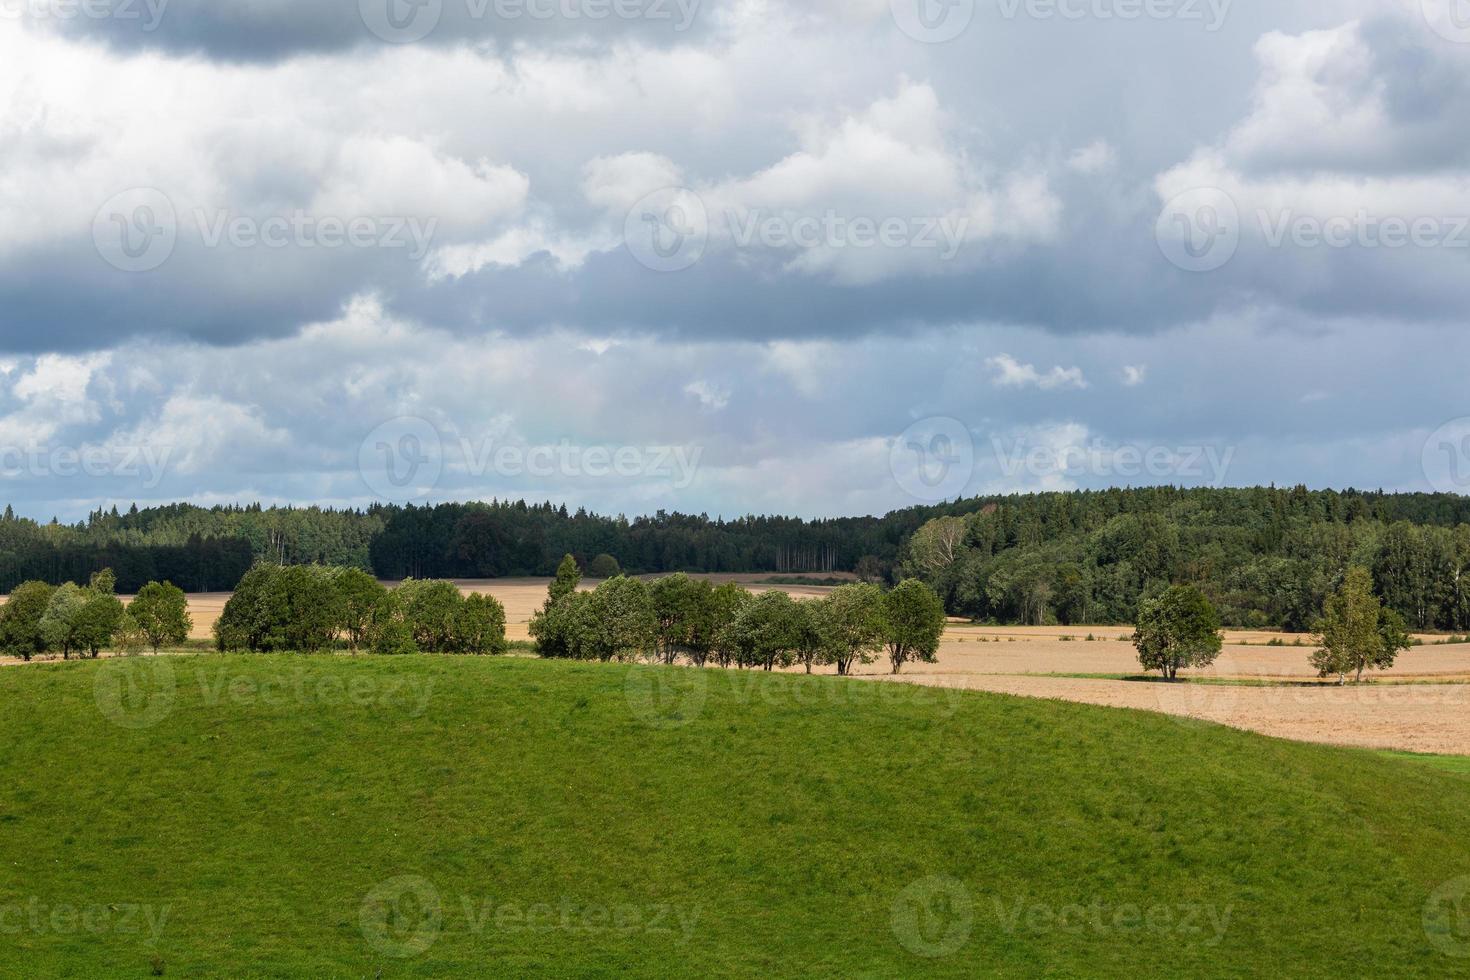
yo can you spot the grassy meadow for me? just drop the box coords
[1,655,1468,977]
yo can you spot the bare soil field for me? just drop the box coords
[7,575,1468,754]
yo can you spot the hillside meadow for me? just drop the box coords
[2,655,1470,977]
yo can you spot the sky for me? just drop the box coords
[3,0,1470,521]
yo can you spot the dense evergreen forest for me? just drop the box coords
[3,486,1468,631]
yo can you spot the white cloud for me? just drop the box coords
[684,380,731,412]
[1122,365,1147,387]
[985,354,1089,391]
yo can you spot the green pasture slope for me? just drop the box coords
[2,655,1468,977]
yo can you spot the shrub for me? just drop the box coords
[587,554,622,579]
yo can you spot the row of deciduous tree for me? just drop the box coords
[1132,572,1414,685]
[0,570,190,661]
[213,563,508,656]
[529,556,948,675]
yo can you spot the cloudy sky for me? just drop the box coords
[3,0,1469,521]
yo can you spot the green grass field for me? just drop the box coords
[3,655,1469,977]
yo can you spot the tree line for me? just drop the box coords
[0,570,190,661]
[530,557,947,675]
[5,487,1470,632]
[902,487,1470,632]
[213,564,508,656]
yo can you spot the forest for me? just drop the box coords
[2,486,1468,631]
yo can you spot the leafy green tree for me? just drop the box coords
[883,579,946,674]
[651,573,698,665]
[549,554,582,604]
[706,583,753,669]
[0,581,56,661]
[1312,567,1412,684]
[587,553,622,579]
[214,563,279,652]
[113,612,147,655]
[906,517,968,576]
[40,583,88,660]
[367,591,418,656]
[454,593,508,655]
[397,579,464,653]
[270,565,343,653]
[789,599,832,674]
[1132,585,1223,680]
[128,581,192,654]
[729,589,801,671]
[334,567,386,653]
[75,589,125,658]
[89,568,117,595]
[823,583,888,676]
[573,576,655,662]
